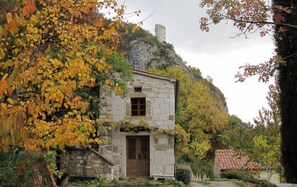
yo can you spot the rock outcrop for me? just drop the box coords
[121,24,228,112]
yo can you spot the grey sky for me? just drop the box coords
[120,0,275,123]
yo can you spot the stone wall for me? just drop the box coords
[109,130,175,179]
[151,134,175,179]
[102,72,176,130]
[213,155,220,178]
[60,148,115,181]
[60,126,125,181]
[99,71,177,179]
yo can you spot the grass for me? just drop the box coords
[69,178,185,187]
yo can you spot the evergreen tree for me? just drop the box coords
[274,0,297,182]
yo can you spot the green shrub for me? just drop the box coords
[0,149,50,186]
[255,180,277,187]
[69,177,108,186]
[191,159,214,180]
[176,165,192,185]
[221,170,276,187]
[221,170,246,179]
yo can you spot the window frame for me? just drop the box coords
[131,97,146,116]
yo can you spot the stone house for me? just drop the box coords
[61,70,179,181]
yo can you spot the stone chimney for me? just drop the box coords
[155,24,166,43]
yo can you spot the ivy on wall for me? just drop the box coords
[95,119,189,146]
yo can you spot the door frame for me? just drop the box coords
[126,135,150,178]
[120,133,152,179]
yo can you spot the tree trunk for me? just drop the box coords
[274,0,297,183]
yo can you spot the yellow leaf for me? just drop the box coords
[7,98,15,105]
[7,86,14,97]
[104,48,113,55]
[6,13,12,24]
[10,17,18,32]
[132,24,138,33]
[1,74,9,81]
[0,79,7,97]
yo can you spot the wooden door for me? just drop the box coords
[126,136,150,178]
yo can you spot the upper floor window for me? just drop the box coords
[131,98,146,116]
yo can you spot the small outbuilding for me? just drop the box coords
[214,149,261,178]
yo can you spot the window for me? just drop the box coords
[131,98,146,116]
[134,87,142,92]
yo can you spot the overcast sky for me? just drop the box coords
[119,0,275,123]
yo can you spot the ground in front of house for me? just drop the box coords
[68,178,183,187]
[68,178,256,187]
[191,180,255,187]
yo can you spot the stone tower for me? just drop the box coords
[155,24,166,43]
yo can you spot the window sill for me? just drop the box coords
[125,116,152,121]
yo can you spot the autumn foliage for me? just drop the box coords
[0,0,129,152]
[149,67,228,161]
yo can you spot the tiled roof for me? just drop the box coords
[215,149,262,171]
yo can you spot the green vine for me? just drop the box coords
[95,119,189,146]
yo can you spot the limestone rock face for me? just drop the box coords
[121,24,185,71]
[124,38,185,71]
[126,38,157,70]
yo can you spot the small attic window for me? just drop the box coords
[134,87,142,92]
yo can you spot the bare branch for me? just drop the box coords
[230,17,297,29]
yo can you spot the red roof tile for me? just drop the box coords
[215,149,261,171]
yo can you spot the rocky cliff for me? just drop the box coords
[120,24,228,112]
[120,25,186,70]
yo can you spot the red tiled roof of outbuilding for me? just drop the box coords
[215,149,262,171]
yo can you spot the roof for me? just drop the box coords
[132,69,177,83]
[215,149,262,171]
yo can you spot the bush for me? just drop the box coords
[191,159,214,180]
[69,177,108,186]
[221,170,276,187]
[0,149,50,186]
[221,170,247,179]
[176,165,192,185]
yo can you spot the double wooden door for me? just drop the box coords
[126,136,150,178]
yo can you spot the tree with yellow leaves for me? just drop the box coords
[149,67,228,161]
[0,0,131,152]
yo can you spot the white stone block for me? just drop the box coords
[164,165,175,175]
[166,149,174,156]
